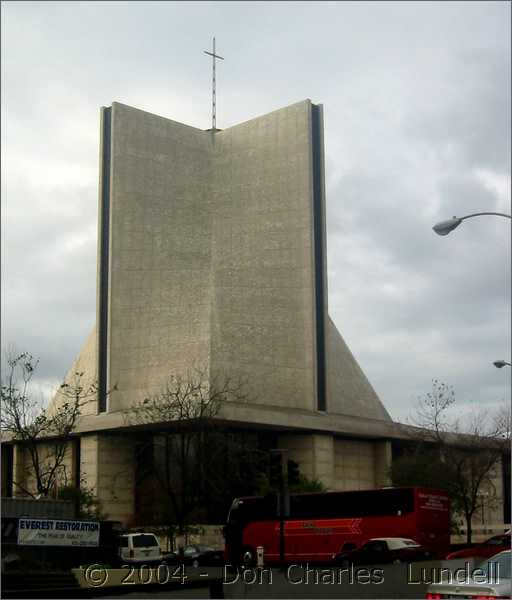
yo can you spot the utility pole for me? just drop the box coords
[270,449,289,566]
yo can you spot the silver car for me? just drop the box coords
[426,550,511,599]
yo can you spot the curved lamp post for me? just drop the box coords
[433,212,511,236]
[493,360,511,369]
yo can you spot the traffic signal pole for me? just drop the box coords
[271,449,289,566]
[280,453,289,566]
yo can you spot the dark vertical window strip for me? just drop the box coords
[503,452,511,524]
[312,104,326,412]
[73,438,81,489]
[2,445,14,497]
[98,107,111,413]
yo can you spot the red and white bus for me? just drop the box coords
[223,487,450,565]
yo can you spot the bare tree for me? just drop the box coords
[126,369,265,540]
[1,351,96,497]
[393,379,510,544]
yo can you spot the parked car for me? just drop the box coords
[118,533,162,565]
[180,545,224,568]
[446,534,511,560]
[160,550,180,565]
[335,537,432,566]
[426,550,511,599]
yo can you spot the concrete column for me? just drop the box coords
[374,440,392,488]
[278,433,314,479]
[96,435,135,525]
[333,438,377,491]
[278,433,334,489]
[12,444,26,497]
[80,434,99,493]
[70,438,81,488]
[80,434,135,524]
[312,434,334,489]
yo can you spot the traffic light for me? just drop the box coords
[288,459,300,486]
[269,450,283,487]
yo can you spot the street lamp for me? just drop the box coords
[493,360,511,369]
[433,212,511,236]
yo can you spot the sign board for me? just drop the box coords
[17,518,100,547]
[417,492,450,512]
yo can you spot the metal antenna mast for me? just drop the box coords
[204,37,224,130]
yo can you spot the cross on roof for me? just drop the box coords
[204,37,224,131]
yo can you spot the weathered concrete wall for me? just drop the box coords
[103,100,319,413]
[278,433,314,481]
[51,99,391,426]
[35,100,412,525]
[279,433,387,492]
[80,434,99,492]
[46,329,98,418]
[80,433,135,523]
[326,317,391,421]
[333,438,377,491]
[106,103,213,412]
[12,442,74,497]
[210,101,317,411]
[96,434,135,523]
[374,440,392,487]
[280,434,390,492]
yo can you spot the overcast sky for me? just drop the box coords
[2,1,510,423]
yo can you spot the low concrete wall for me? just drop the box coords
[223,559,479,599]
[136,525,224,553]
[72,566,224,595]
[71,559,484,599]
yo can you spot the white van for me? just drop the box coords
[118,533,162,564]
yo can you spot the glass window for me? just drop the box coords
[236,496,278,522]
[290,488,414,519]
[479,554,511,579]
[364,541,387,552]
[487,536,507,546]
[132,534,159,548]
[231,488,416,523]
[402,539,420,547]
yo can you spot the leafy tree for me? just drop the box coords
[392,379,510,543]
[1,351,96,497]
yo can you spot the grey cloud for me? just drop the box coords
[404,49,511,173]
[326,166,510,420]
[2,1,510,422]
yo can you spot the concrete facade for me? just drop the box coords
[80,434,135,523]
[8,100,506,538]
[52,99,390,422]
[278,434,392,492]
[38,99,395,524]
[11,441,75,496]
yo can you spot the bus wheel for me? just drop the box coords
[241,547,256,567]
